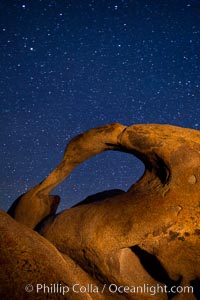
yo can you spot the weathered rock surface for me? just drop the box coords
[3,123,200,299]
[0,210,115,300]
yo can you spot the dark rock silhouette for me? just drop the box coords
[2,123,200,299]
[72,189,125,207]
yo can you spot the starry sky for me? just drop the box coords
[1,0,200,212]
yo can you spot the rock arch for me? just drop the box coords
[4,123,200,299]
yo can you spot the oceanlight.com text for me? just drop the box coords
[25,282,194,296]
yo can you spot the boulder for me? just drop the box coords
[0,210,115,300]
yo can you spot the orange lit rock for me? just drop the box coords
[5,123,200,299]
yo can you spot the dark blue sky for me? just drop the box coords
[1,0,200,211]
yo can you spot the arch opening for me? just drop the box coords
[53,150,145,210]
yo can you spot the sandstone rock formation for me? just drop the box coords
[1,123,200,299]
[0,210,115,300]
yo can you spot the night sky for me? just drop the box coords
[1,0,200,212]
